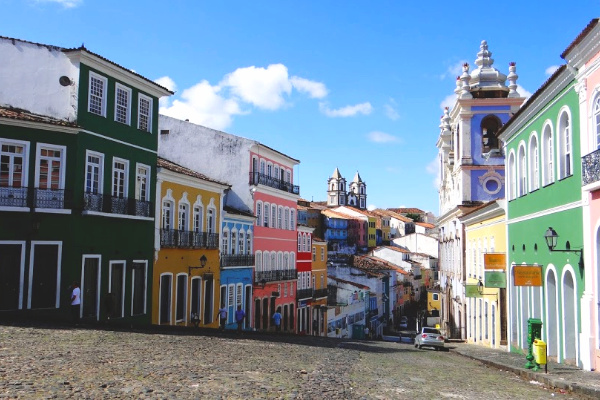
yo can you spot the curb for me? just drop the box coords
[451,349,599,399]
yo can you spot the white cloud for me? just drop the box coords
[35,0,82,7]
[367,204,377,211]
[384,98,399,120]
[319,102,372,117]
[159,80,246,130]
[545,65,560,76]
[426,157,440,190]
[290,76,328,98]
[155,76,177,93]
[440,93,456,111]
[440,60,468,80]
[367,131,400,144]
[517,84,533,100]
[220,64,292,110]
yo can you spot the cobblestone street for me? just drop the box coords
[0,324,587,399]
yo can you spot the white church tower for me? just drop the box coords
[348,171,367,210]
[327,168,347,207]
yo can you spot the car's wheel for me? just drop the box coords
[417,344,422,349]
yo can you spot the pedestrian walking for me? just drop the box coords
[217,304,227,331]
[70,281,81,325]
[235,305,245,334]
[272,308,282,332]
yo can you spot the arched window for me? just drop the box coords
[193,197,204,233]
[542,123,554,185]
[256,201,262,226]
[230,229,237,255]
[221,229,229,255]
[263,202,270,227]
[594,95,600,149]
[278,206,283,229]
[255,251,262,272]
[207,206,216,234]
[271,252,276,270]
[558,110,572,179]
[263,252,270,271]
[298,233,302,252]
[271,204,276,228]
[238,231,245,255]
[481,115,502,153]
[246,231,252,254]
[162,200,174,230]
[529,134,539,191]
[508,152,516,200]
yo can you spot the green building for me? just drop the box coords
[498,65,583,366]
[0,37,171,324]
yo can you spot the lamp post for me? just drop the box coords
[188,255,207,327]
[543,227,583,274]
[188,254,208,275]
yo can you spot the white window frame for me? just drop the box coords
[162,189,175,230]
[130,260,148,315]
[138,94,153,133]
[207,201,216,234]
[255,250,262,272]
[108,260,126,318]
[222,228,230,255]
[0,241,25,309]
[528,133,539,191]
[517,144,526,197]
[541,122,555,186]
[135,163,150,202]
[256,200,262,226]
[0,138,29,189]
[594,95,600,149]
[85,150,104,195]
[114,83,132,125]
[246,231,252,254]
[35,143,66,190]
[112,157,129,199]
[557,108,573,179]
[231,229,238,255]
[193,198,204,233]
[175,272,188,323]
[159,272,173,325]
[88,71,107,117]
[27,241,62,309]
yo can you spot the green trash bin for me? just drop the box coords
[525,318,543,369]
[352,324,365,340]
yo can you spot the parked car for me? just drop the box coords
[399,316,408,330]
[414,327,445,350]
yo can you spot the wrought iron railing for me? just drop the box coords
[83,192,153,217]
[255,269,297,284]
[221,254,255,267]
[34,188,68,209]
[160,229,219,249]
[582,148,600,186]
[313,288,328,299]
[249,172,300,195]
[297,288,314,300]
[0,186,29,207]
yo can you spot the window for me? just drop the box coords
[135,164,149,202]
[222,230,229,254]
[231,230,237,255]
[193,205,203,232]
[0,140,26,189]
[131,262,147,315]
[190,277,201,322]
[228,284,235,307]
[112,158,128,199]
[239,231,245,255]
[255,251,262,272]
[278,206,283,229]
[175,273,187,322]
[256,201,262,226]
[481,115,502,152]
[178,202,188,231]
[162,200,174,230]
[321,247,324,261]
[285,208,289,230]
[246,232,252,254]
[517,145,526,197]
[594,96,600,149]
[264,202,270,227]
[298,233,302,252]
[558,111,572,178]
[37,145,65,190]
[207,208,215,233]
[529,135,539,191]
[85,151,103,194]
[88,72,107,116]
[312,246,316,261]
[542,124,554,185]
[290,210,295,230]
[115,83,131,125]
[138,94,153,132]
[237,284,243,307]
[271,205,276,228]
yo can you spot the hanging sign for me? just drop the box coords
[484,253,506,270]
[465,284,483,298]
[484,270,506,288]
[513,265,543,286]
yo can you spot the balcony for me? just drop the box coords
[249,172,300,195]
[297,288,313,300]
[221,254,255,267]
[0,186,72,209]
[313,288,328,299]
[583,148,600,186]
[83,192,153,217]
[255,269,297,284]
[160,229,219,249]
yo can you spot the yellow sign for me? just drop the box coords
[513,265,543,286]
[484,253,506,270]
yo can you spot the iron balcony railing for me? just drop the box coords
[255,269,297,284]
[0,186,72,209]
[83,192,153,217]
[160,229,219,249]
[297,288,313,300]
[221,254,255,267]
[249,172,300,195]
[313,288,328,299]
[582,148,600,186]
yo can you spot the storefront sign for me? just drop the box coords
[465,284,482,298]
[484,270,506,288]
[513,265,543,286]
[484,253,506,270]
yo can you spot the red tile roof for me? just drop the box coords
[387,207,425,214]
[561,18,600,59]
[158,157,230,187]
[327,276,370,290]
[0,106,78,128]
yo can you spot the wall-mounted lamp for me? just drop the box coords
[188,254,208,275]
[259,278,267,289]
[543,227,584,274]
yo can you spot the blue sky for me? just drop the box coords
[3,1,599,214]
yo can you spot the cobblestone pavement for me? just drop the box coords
[0,323,591,399]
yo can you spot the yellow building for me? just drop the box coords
[459,200,507,348]
[311,237,328,336]
[427,289,441,315]
[152,158,230,328]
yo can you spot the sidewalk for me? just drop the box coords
[449,342,600,398]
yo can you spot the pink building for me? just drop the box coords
[562,18,600,371]
[250,146,300,331]
[296,225,314,333]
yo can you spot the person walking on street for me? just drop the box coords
[70,281,81,325]
[217,304,227,331]
[235,305,245,334]
[272,308,282,332]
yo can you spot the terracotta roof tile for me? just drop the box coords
[0,106,78,128]
[327,276,370,290]
[158,157,230,187]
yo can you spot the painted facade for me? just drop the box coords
[0,37,171,324]
[436,40,525,339]
[499,65,583,367]
[152,158,229,328]
[311,237,328,336]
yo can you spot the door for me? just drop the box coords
[0,243,23,310]
[82,257,100,320]
[110,262,125,318]
[159,274,172,324]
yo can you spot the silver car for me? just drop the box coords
[414,327,445,350]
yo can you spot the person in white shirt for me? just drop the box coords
[70,281,81,324]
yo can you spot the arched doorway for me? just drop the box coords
[562,269,577,364]
[546,269,558,359]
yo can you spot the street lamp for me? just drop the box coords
[543,227,583,274]
[188,254,208,275]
